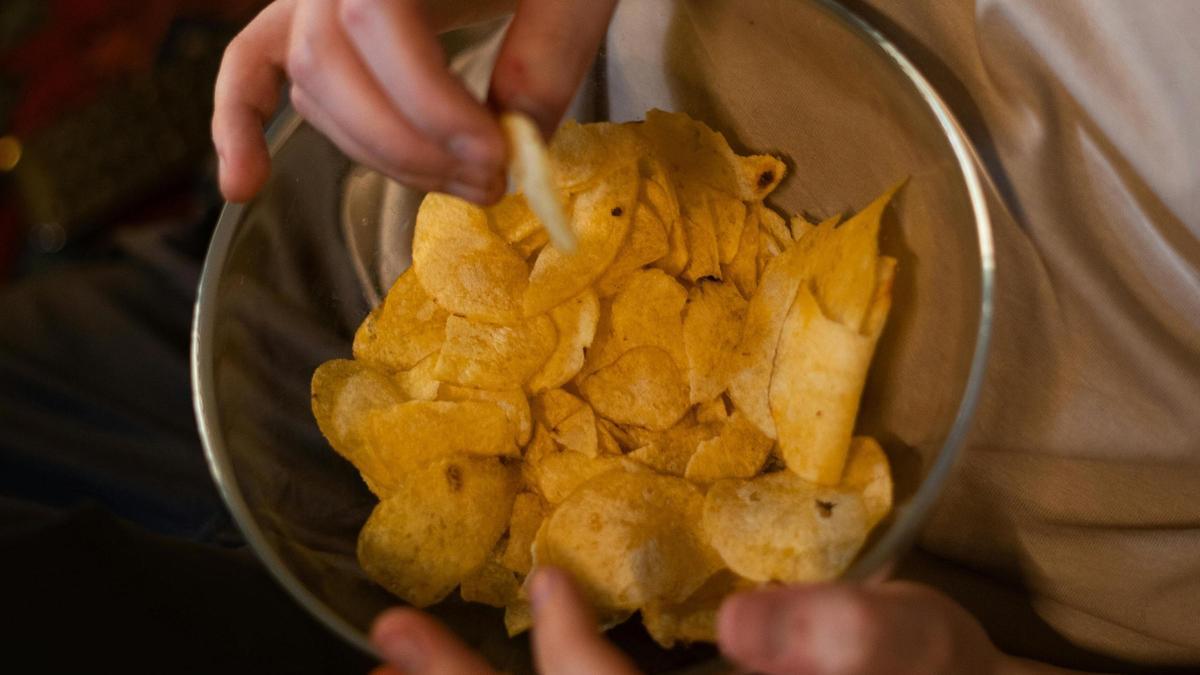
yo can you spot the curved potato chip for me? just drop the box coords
[582,269,688,378]
[358,455,519,607]
[840,436,893,528]
[533,468,721,610]
[353,268,448,370]
[548,120,642,190]
[394,353,442,401]
[523,162,639,316]
[642,570,752,648]
[311,358,405,462]
[580,346,690,431]
[723,203,760,298]
[413,193,529,323]
[594,203,670,296]
[643,159,688,277]
[528,289,600,393]
[503,112,574,252]
[438,383,532,446]
[361,400,518,494]
[501,492,548,575]
[486,193,542,246]
[684,411,773,484]
[460,558,521,608]
[626,416,720,476]
[552,404,599,458]
[683,280,748,404]
[522,424,624,503]
[532,388,585,428]
[677,183,721,282]
[710,193,747,264]
[757,203,792,250]
[434,314,557,391]
[702,472,869,583]
[694,397,729,425]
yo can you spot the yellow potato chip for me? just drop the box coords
[413,193,529,324]
[710,193,747,265]
[552,404,599,458]
[532,388,585,428]
[677,183,721,282]
[437,383,532,446]
[702,471,870,583]
[684,411,774,484]
[595,420,624,456]
[360,400,518,495]
[528,289,600,393]
[523,162,639,316]
[642,570,752,648]
[626,416,720,477]
[582,269,688,378]
[597,418,638,453]
[512,228,550,260]
[460,558,521,608]
[694,397,729,425]
[311,358,405,466]
[394,353,442,401]
[434,314,557,390]
[358,455,519,607]
[501,492,548,575]
[502,112,575,252]
[840,436,893,528]
[352,268,448,370]
[580,346,691,431]
[642,160,689,277]
[594,202,670,297]
[504,602,533,637]
[548,120,642,190]
[789,213,822,242]
[486,193,542,246]
[723,203,760,298]
[805,187,896,332]
[682,280,748,404]
[533,468,722,610]
[522,424,624,504]
[757,203,792,250]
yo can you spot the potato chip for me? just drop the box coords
[528,289,600,393]
[552,404,599,458]
[413,193,529,324]
[460,558,521,608]
[677,183,721,282]
[504,602,533,637]
[502,112,575,252]
[643,160,689,277]
[548,120,642,190]
[757,203,792,251]
[789,213,821,242]
[595,421,623,456]
[723,203,760,298]
[702,471,869,583]
[512,229,550,260]
[523,162,639,316]
[394,353,442,401]
[840,437,893,528]
[532,388,585,428]
[640,109,786,201]
[597,418,638,453]
[358,455,519,607]
[594,202,670,296]
[360,400,518,495]
[311,358,405,467]
[684,411,774,484]
[682,280,748,404]
[353,269,448,370]
[486,193,542,246]
[522,424,625,504]
[625,415,720,476]
[533,468,721,610]
[438,383,532,446]
[710,193,747,265]
[642,570,751,648]
[580,346,691,431]
[501,492,548,575]
[434,314,557,391]
[582,269,688,378]
[694,397,729,425]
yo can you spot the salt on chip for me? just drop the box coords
[523,162,639,316]
[642,570,751,648]
[684,411,773,484]
[360,400,518,495]
[528,289,600,393]
[533,468,722,610]
[438,383,532,446]
[522,424,624,504]
[682,280,748,404]
[840,437,893,528]
[501,492,548,575]
[580,346,691,431]
[502,112,575,253]
[460,558,521,608]
[358,455,519,607]
[413,193,529,324]
[434,314,557,390]
[702,471,870,583]
[353,268,448,370]
[594,202,670,297]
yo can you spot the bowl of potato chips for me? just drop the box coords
[193,1,992,671]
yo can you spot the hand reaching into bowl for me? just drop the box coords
[211,0,618,205]
[368,568,1084,675]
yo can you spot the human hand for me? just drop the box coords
[368,568,1079,675]
[212,0,618,204]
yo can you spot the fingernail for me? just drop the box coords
[374,624,424,672]
[448,134,500,168]
[446,180,492,204]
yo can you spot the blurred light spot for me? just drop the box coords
[0,136,21,172]
[34,222,66,253]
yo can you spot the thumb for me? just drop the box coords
[488,0,620,138]
[717,582,1003,675]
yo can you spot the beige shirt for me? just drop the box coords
[850,1,1200,670]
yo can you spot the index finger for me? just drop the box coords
[529,567,640,675]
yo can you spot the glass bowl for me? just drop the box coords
[192,0,993,671]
